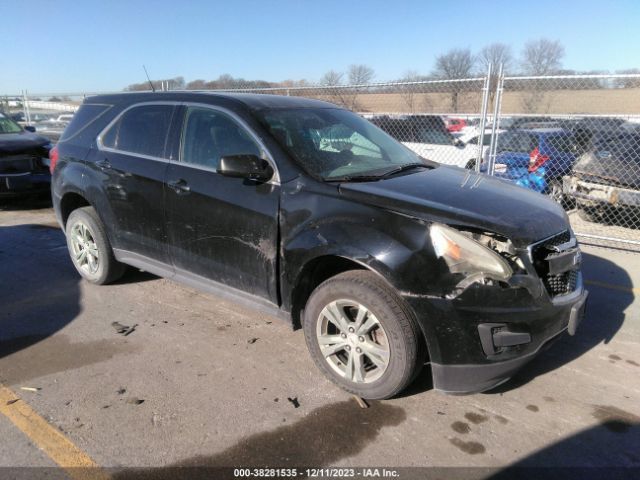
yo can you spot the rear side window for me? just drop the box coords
[59,104,111,142]
[101,105,174,158]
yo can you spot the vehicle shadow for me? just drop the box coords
[0,194,52,211]
[403,251,632,397]
[487,251,632,393]
[489,414,640,478]
[0,223,142,384]
[0,223,80,364]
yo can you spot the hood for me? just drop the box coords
[574,138,640,189]
[0,132,51,154]
[339,165,569,247]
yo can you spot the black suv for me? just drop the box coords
[52,92,588,399]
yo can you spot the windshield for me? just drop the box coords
[257,108,426,180]
[0,114,23,134]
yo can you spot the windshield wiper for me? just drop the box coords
[325,174,385,183]
[325,163,428,183]
[378,163,429,178]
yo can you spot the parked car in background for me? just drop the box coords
[481,128,578,204]
[0,112,52,197]
[457,128,503,169]
[444,117,466,133]
[42,113,75,125]
[564,133,640,223]
[370,115,480,169]
[500,116,555,130]
[52,92,587,399]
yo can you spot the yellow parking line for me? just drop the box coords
[584,279,639,294]
[0,385,109,480]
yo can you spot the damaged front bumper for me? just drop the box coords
[403,237,588,395]
[564,176,640,208]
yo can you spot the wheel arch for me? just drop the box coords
[59,191,92,227]
[289,253,430,365]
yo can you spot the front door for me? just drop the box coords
[165,105,280,302]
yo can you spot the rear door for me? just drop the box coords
[165,105,280,301]
[96,103,176,263]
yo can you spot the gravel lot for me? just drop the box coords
[0,199,638,478]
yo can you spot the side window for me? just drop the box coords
[101,105,174,158]
[181,107,261,168]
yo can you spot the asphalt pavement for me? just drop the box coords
[0,199,638,478]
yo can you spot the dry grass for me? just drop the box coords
[304,88,640,116]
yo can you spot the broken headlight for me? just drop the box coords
[430,224,513,281]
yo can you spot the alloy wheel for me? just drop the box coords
[69,221,100,275]
[315,300,390,384]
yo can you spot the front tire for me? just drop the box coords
[303,271,423,399]
[577,203,606,223]
[65,206,126,284]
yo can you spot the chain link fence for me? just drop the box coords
[491,73,640,251]
[3,71,639,250]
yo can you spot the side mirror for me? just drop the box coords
[24,125,36,132]
[217,154,274,182]
[453,138,465,147]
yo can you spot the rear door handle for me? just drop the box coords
[167,178,191,195]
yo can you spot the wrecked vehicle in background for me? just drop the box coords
[51,92,587,399]
[0,112,52,197]
[564,132,640,223]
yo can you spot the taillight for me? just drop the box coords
[528,147,550,172]
[49,145,59,174]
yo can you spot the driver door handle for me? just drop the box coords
[167,178,191,195]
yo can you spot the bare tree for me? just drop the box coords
[319,70,348,107]
[434,48,476,79]
[518,39,565,113]
[186,79,207,90]
[521,39,565,75]
[478,43,513,105]
[342,64,375,110]
[399,70,421,112]
[320,70,344,86]
[479,43,513,73]
[348,64,375,85]
[433,48,476,112]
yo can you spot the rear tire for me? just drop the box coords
[65,207,126,284]
[303,270,423,399]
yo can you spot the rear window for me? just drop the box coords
[59,104,111,142]
[101,105,174,158]
[496,132,537,153]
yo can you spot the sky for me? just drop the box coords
[2,0,639,94]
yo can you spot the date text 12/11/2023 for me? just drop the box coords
[233,468,400,478]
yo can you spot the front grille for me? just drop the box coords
[531,230,571,259]
[530,230,579,297]
[544,270,578,296]
[0,155,35,174]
